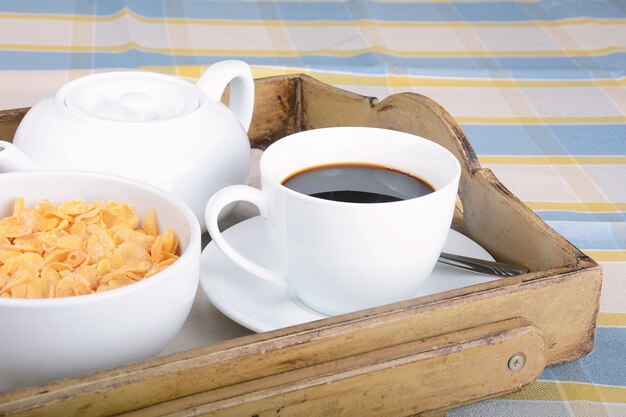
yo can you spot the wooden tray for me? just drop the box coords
[0,75,601,417]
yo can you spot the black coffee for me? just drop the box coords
[282,163,434,203]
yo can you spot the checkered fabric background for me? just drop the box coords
[0,1,625,415]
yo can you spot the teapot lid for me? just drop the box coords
[59,72,201,122]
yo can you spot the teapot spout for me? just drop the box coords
[0,140,42,172]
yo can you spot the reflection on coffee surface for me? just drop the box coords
[282,163,434,203]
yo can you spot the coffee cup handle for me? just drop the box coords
[205,185,287,288]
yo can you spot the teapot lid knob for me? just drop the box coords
[119,92,154,115]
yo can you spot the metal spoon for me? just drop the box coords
[438,252,528,277]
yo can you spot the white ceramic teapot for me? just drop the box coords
[0,60,254,230]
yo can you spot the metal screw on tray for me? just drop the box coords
[507,353,526,372]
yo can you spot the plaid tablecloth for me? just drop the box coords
[1,1,625,415]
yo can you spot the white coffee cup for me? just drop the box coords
[206,127,461,316]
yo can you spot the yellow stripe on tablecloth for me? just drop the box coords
[300,74,626,88]
[2,42,626,60]
[153,65,626,88]
[505,381,626,403]
[597,312,626,327]
[479,156,626,165]
[524,202,626,212]
[584,251,626,262]
[1,9,624,28]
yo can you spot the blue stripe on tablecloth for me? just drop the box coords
[1,51,626,74]
[0,0,624,22]
[463,125,626,156]
[538,327,626,386]
[542,220,626,250]
[538,211,626,223]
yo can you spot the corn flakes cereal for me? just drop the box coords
[0,198,179,298]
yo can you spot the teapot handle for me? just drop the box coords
[196,60,255,133]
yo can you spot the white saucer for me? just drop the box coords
[200,216,497,333]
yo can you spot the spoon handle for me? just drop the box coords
[438,252,528,277]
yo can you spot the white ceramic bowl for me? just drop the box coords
[0,171,201,392]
